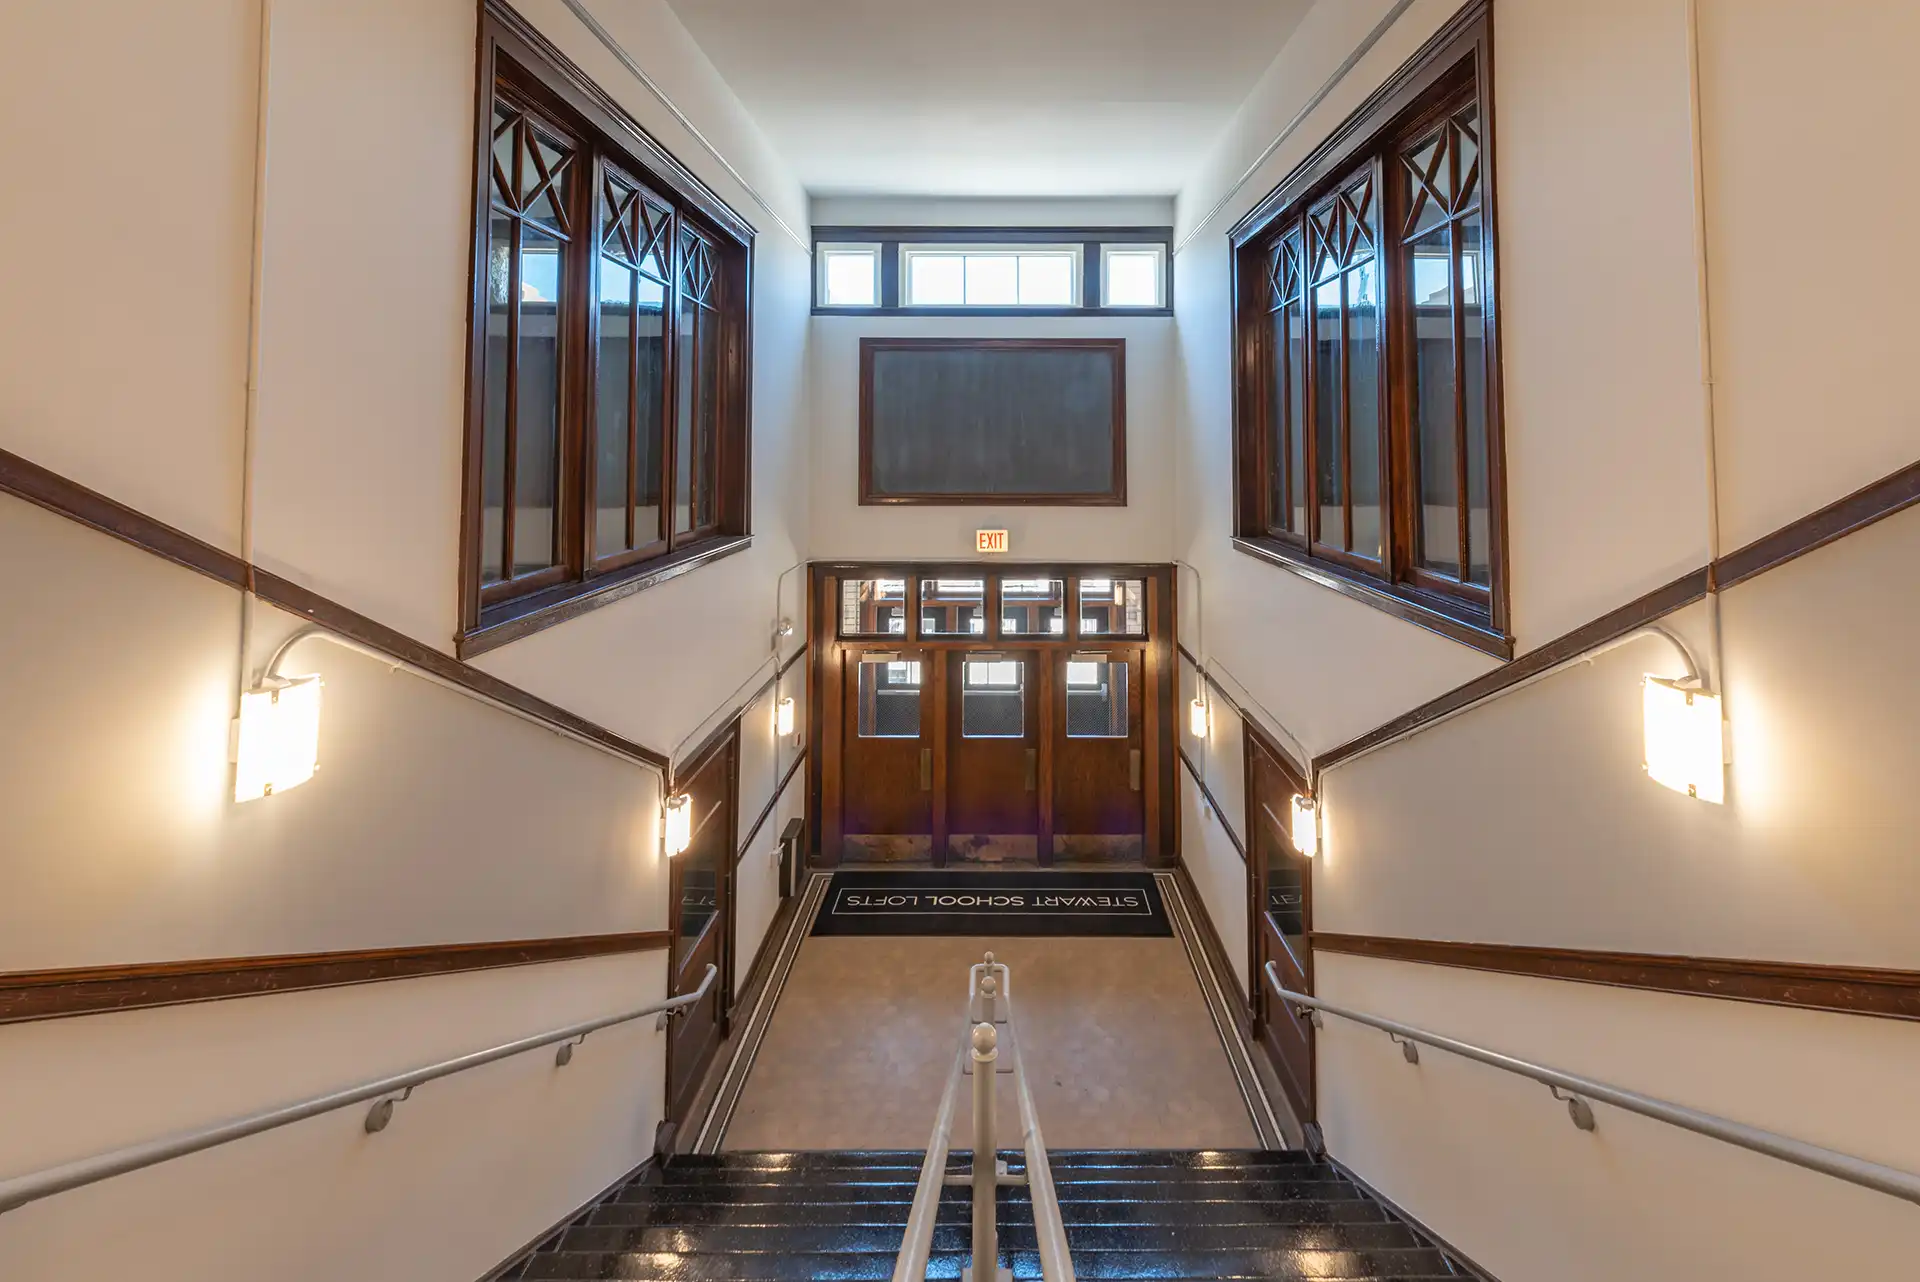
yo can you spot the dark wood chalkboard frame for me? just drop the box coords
[858,337,1127,506]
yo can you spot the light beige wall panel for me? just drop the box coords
[0,0,257,548]
[0,952,669,1282]
[1179,769,1250,993]
[1316,953,1920,1282]
[1699,0,1920,548]
[0,495,665,971]
[1317,501,1920,970]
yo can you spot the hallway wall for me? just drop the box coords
[0,1,812,1279]
[1170,1,1920,1277]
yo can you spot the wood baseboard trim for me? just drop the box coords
[1311,933,1920,1022]
[0,932,672,1025]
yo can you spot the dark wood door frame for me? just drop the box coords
[664,722,737,1127]
[1245,721,1315,1124]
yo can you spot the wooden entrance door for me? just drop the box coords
[837,649,933,862]
[1247,729,1314,1124]
[665,728,735,1127]
[945,651,1040,862]
[1049,648,1146,862]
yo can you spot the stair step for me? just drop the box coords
[516,1250,1460,1281]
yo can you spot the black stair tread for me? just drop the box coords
[557,1220,1434,1256]
[517,1250,1458,1281]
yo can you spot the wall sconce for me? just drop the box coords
[233,675,323,802]
[776,696,796,739]
[1642,677,1724,804]
[663,792,694,856]
[1290,794,1319,858]
[1189,696,1209,739]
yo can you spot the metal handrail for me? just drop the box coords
[893,954,1076,1282]
[1263,963,1920,1208]
[0,964,718,1216]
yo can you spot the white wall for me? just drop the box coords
[0,0,814,1277]
[1168,1,1920,1276]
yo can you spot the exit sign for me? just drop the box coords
[976,529,1010,554]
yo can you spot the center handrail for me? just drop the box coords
[1263,962,1920,1208]
[892,953,1075,1282]
[0,963,717,1216]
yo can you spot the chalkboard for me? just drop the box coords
[860,338,1126,504]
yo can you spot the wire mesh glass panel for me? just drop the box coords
[921,578,986,636]
[857,659,922,738]
[841,578,908,637]
[1065,658,1128,738]
[1077,578,1146,637]
[961,658,1025,738]
[1000,577,1065,636]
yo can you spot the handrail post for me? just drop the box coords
[969,1020,999,1282]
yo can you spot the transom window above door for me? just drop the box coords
[831,570,1158,642]
[813,227,1172,315]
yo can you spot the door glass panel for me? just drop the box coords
[1065,658,1128,738]
[857,659,922,738]
[1265,835,1307,970]
[675,819,719,969]
[1077,578,1145,637]
[961,659,1025,738]
[999,577,1065,636]
[840,578,908,637]
[920,578,986,636]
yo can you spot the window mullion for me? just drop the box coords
[501,213,522,580]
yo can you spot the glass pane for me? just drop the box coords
[595,257,634,557]
[857,658,923,738]
[1000,577,1064,636]
[1266,840,1306,951]
[673,295,697,533]
[1287,301,1308,533]
[964,255,1018,305]
[1017,253,1075,305]
[694,303,719,528]
[634,277,666,548]
[1403,128,1449,239]
[513,225,564,576]
[1347,261,1382,563]
[638,201,671,280]
[1267,310,1290,534]
[920,578,986,636]
[523,131,570,229]
[480,213,513,584]
[1314,275,1344,548]
[673,824,718,969]
[1104,249,1160,307]
[1462,207,1491,586]
[961,659,1025,738]
[1066,658,1129,738]
[840,578,908,637]
[1410,226,1460,578]
[1455,105,1481,206]
[822,248,877,306]
[491,106,517,206]
[1078,578,1146,637]
[907,253,964,305]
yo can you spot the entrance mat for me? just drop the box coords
[810,870,1170,938]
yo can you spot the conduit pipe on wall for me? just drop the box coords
[1685,0,1731,697]
[233,0,276,720]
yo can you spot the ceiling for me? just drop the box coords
[664,0,1313,198]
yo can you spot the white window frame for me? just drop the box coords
[899,243,1084,309]
[816,242,882,308]
[1100,243,1168,308]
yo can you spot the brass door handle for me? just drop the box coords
[1024,748,1037,791]
[1129,749,1142,791]
[919,748,932,790]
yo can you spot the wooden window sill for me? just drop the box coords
[1231,535,1513,660]
[457,534,752,659]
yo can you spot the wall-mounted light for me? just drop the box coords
[776,696,796,739]
[1643,676,1724,804]
[1290,794,1319,858]
[233,675,323,802]
[1189,696,1209,739]
[663,792,694,857]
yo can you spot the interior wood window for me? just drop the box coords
[1229,5,1507,657]
[461,6,755,658]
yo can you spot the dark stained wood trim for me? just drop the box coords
[458,535,754,659]
[1177,642,1312,781]
[1178,746,1246,862]
[252,568,672,772]
[0,932,672,1025]
[1313,567,1711,771]
[857,338,1128,506]
[0,447,249,591]
[1714,457,1920,590]
[737,747,807,864]
[1312,933,1920,1023]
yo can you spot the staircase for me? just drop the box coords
[501,1149,1477,1280]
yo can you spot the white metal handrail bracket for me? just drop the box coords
[893,953,1075,1282]
[1263,963,1920,1208]
[0,964,717,1216]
